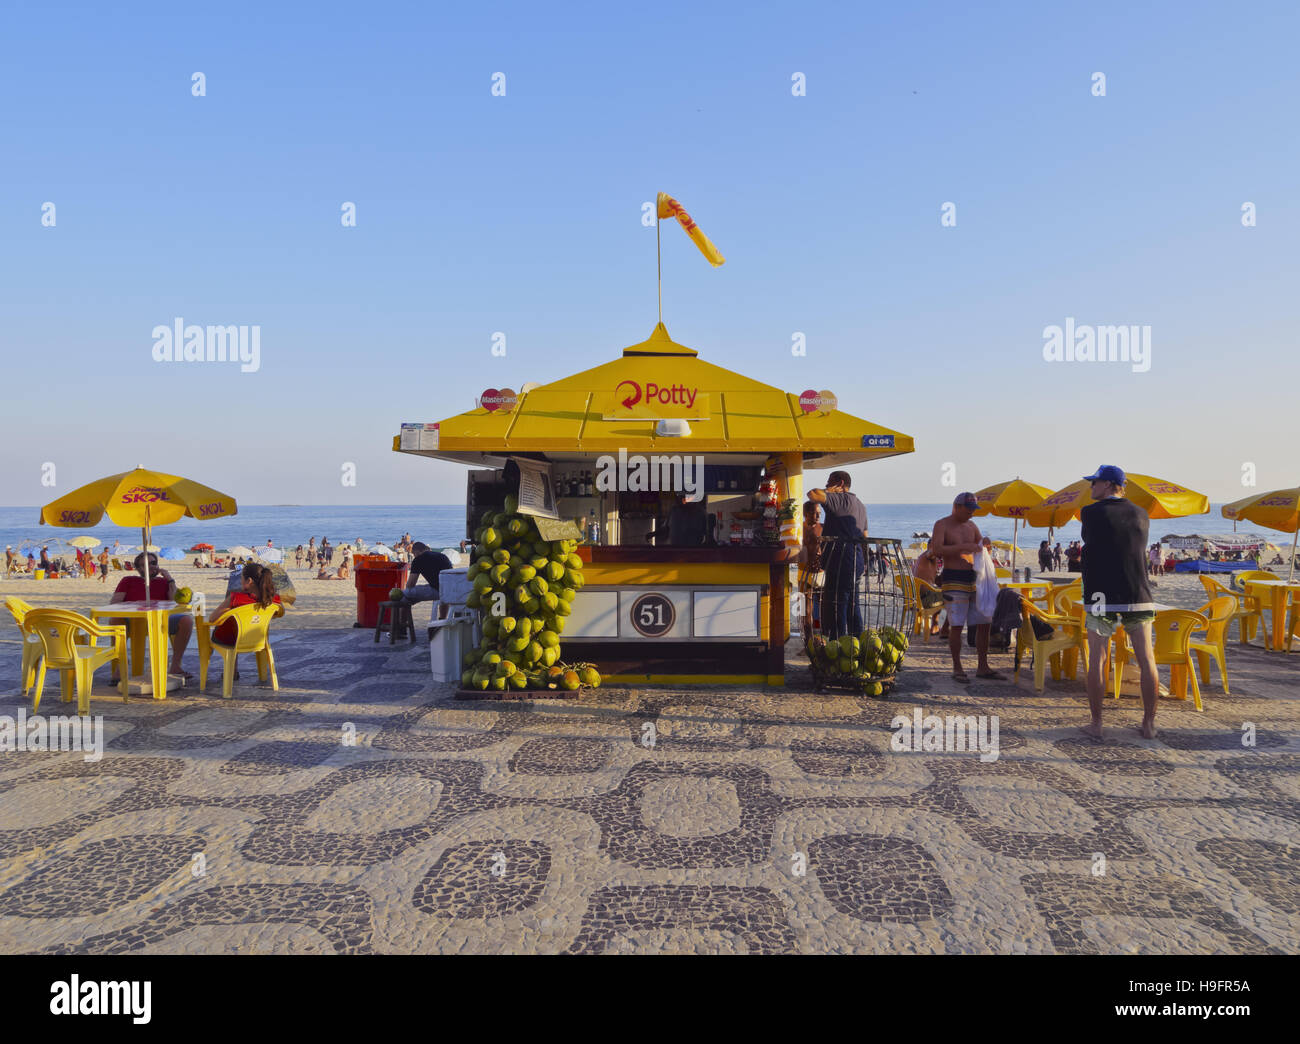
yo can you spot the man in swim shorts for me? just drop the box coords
[930,492,1002,683]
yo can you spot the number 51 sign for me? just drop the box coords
[627,591,686,639]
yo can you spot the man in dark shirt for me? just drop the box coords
[401,542,453,607]
[809,471,868,640]
[1079,465,1158,740]
[647,495,707,547]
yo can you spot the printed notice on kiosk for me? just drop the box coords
[513,457,559,520]
[400,423,440,451]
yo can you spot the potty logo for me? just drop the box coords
[615,380,698,410]
[616,380,641,410]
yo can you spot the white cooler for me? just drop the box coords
[429,608,478,683]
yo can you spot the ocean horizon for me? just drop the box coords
[0,503,1276,557]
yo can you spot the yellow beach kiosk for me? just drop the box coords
[394,323,913,686]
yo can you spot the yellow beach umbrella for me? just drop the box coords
[40,467,237,600]
[1025,474,1209,529]
[68,536,102,548]
[1223,487,1300,580]
[972,478,1053,571]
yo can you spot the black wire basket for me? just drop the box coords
[797,536,916,695]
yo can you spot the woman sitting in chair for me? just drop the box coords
[207,562,283,646]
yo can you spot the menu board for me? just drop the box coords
[513,457,558,520]
[400,423,440,451]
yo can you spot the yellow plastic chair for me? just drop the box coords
[1234,569,1277,590]
[1048,580,1082,614]
[1198,574,1262,645]
[994,566,1012,579]
[5,596,44,697]
[896,574,944,642]
[1056,595,1091,675]
[1111,608,1208,711]
[1189,596,1235,695]
[1013,598,1079,692]
[197,601,283,698]
[23,608,127,716]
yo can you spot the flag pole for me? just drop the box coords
[656,198,662,325]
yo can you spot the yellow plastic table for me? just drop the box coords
[999,579,1054,608]
[89,600,189,697]
[1242,580,1300,651]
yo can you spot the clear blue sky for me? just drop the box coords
[2,1,1296,506]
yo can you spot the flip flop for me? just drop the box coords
[952,670,970,683]
[976,670,1007,680]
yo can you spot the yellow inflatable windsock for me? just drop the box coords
[656,193,725,267]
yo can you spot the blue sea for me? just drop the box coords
[0,503,1269,557]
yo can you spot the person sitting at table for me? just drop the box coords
[207,563,284,678]
[108,551,194,681]
[912,546,945,637]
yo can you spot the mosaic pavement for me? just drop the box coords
[0,627,1296,954]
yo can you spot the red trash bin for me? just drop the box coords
[353,559,410,628]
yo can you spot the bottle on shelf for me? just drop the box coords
[585,469,593,496]
[586,508,601,545]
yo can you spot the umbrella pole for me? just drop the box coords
[142,504,151,605]
[1289,528,1297,583]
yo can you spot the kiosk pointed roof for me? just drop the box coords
[395,326,914,468]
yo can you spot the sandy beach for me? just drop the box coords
[1,557,1233,637]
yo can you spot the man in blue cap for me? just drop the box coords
[1079,465,1159,739]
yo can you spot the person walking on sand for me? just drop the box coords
[1053,542,1063,571]
[930,492,1003,683]
[294,544,304,569]
[1079,465,1159,740]
[98,548,109,582]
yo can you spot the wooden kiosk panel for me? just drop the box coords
[564,545,789,685]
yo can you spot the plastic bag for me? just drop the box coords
[974,548,999,620]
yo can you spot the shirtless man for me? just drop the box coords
[929,492,1002,683]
